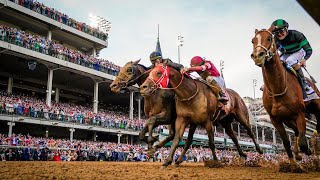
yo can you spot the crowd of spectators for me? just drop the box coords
[8,0,108,41]
[0,89,286,146]
[0,24,120,75]
[1,133,315,170]
[0,90,150,133]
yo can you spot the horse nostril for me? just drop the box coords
[258,51,265,57]
[141,85,147,90]
[251,54,255,59]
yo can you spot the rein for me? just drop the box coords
[116,65,151,88]
[255,29,288,97]
[147,67,199,102]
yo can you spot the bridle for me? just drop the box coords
[147,65,199,101]
[115,64,149,88]
[254,29,276,62]
[255,29,288,97]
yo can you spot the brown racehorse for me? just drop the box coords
[110,60,177,150]
[111,60,262,159]
[140,61,262,167]
[251,28,320,163]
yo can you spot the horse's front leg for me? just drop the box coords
[147,111,168,146]
[296,114,312,155]
[148,124,175,157]
[175,123,196,166]
[139,122,149,142]
[162,116,188,167]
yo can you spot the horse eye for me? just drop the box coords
[267,37,271,42]
[156,71,162,76]
[126,68,132,73]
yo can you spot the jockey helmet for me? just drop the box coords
[271,19,289,32]
[190,56,204,66]
[314,130,318,135]
[150,51,162,61]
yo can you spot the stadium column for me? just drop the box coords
[272,128,276,144]
[129,91,134,120]
[93,131,97,141]
[93,82,99,113]
[55,88,60,103]
[47,30,52,40]
[46,69,53,107]
[92,47,96,58]
[45,127,49,138]
[138,97,141,120]
[7,77,13,94]
[7,121,15,137]
[70,128,75,141]
[117,133,122,144]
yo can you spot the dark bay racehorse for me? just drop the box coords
[110,60,177,150]
[251,29,320,163]
[140,61,262,167]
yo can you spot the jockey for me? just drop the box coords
[149,51,184,71]
[270,19,312,92]
[181,56,228,103]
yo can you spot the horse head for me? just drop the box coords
[140,60,172,96]
[251,28,277,67]
[110,59,143,93]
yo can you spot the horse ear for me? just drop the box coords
[163,59,168,66]
[133,59,141,65]
[255,29,258,34]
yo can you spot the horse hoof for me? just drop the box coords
[147,148,157,156]
[295,155,302,161]
[160,166,167,170]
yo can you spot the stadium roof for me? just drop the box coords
[297,0,320,25]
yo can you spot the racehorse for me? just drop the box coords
[251,28,320,163]
[110,60,177,150]
[140,61,262,167]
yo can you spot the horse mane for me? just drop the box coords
[137,64,148,71]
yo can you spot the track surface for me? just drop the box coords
[1,162,320,179]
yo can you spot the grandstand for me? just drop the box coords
[0,0,142,144]
[0,0,317,153]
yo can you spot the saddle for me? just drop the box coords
[195,78,231,122]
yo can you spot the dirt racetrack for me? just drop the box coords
[1,162,320,180]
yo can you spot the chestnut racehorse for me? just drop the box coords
[110,60,177,150]
[251,29,320,163]
[140,61,262,167]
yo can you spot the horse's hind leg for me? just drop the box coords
[220,118,247,158]
[271,118,295,163]
[175,123,196,166]
[234,111,263,154]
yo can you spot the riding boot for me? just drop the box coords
[209,80,228,104]
[296,68,310,91]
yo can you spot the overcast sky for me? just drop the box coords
[38,0,320,98]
